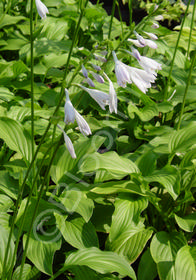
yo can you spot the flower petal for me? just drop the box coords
[64,89,75,124]
[35,0,49,19]
[74,109,92,136]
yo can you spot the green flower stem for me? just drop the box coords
[2,1,89,278]
[108,0,117,40]
[7,141,58,280]
[177,51,196,130]
[128,0,132,26]
[18,140,61,280]
[30,0,35,195]
[187,0,196,57]
[116,1,124,39]
[164,0,192,101]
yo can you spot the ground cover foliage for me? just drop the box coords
[0,0,196,279]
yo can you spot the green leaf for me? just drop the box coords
[0,87,14,102]
[137,249,157,280]
[175,245,196,280]
[64,247,136,280]
[51,135,105,183]
[169,122,196,155]
[55,215,99,249]
[108,223,153,263]
[80,151,139,175]
[59,190,94,222]
[144,165,180,200]
[23,233,61,276]
[0,117,34,162]
[150,231,187,280]
[12,264,31,280]
[0,226,16,278]
[128,103,159,122]
[174,213,196,232]
[0,15,26,28]
[0,194,13,212]
[109,194,148,241]
[0,171,19,199]
[136,151,157,176]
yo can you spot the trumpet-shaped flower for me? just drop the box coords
[64,89,75,124]
[151,22,159,29]
[35,0,49,19]
[91,64,101,71]
[112,51,156,93]
[129,47,162,75]
[57,125,76,159]
[78,84,109,110]
[64,89,91,136]
[112,51,130,88]
[133,31,157,49]
[127,38,145,48]
[85,77,95,87]
[104,73,117,114]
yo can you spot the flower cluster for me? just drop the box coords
[35,1,162,158]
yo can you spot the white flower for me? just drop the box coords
[151,22,159,29]
[133,31,157,49]
[57,125,76,159]
[112,51,130,88]
[78,84,109,110]
[154,15,164,21]
[64,89,75,124]
[112,51,156,93]
[129,47,162,75]
[35,0,49,19]
[74,109,92,136]
[104,73,117,114]
[94,54,107,63]
[143,31,158,40]
[64,89,91,136]
[127,38,145,48]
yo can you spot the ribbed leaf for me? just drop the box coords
[23,233,61,276]
[109,194,148,241]
[80,151,139,175]
[64,247,136,279]
[175,245,196,280]
[55,215,99,249]
[0,117,34,162]
[128,103,159,121]
[0,226,16,278]
[108,224,153,263]
[150,231,187,280]
[51,135,105,183]
[174,213,196,232]
[144,165,180,200]
[169,122,196,155]
[12,264,31,280]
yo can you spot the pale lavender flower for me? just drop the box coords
[64,89,91,136]
[85,77,95,87]
[154,15,164,21]
[103,73,117,114]
[90,71,104,83]
[57,125,76,159]
[78,84,109,110]
[94,54,107,63]
[127,38,145,48]
[129,47,162,75]
[134,31,146,46]
[64,89,75,124]
[91,64,101,71]
[143,31,158,40]
[35,0,49,19]
[112,51,130,88]
[112,51,156,93]
[74,109,92,136]
[151,22,159,29]
[82,64,88,78]
[133,31,157,49]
